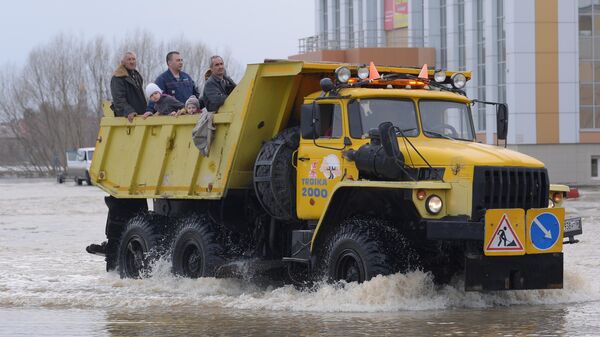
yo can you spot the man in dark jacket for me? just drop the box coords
[110,51,146,122]
[148,51,201,112]
[202,55,237,112]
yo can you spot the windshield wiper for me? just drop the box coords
[394,127,417,136]
[423,130,455,140]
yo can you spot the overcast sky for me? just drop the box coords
[0,0,315,68]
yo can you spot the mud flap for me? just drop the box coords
[104,196,148,271]
[465,253,563,291]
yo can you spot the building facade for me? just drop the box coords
[297,0,600,185]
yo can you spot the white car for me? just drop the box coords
[57,147,95,185]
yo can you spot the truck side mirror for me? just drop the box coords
[496,104,508,140]
[378,122,402,159]
[300,103,321,139]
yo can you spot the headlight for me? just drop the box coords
[451,73,466,89]
[357,65,369,80]
[552,192,563,204]
[434,70,446,83]
[426,195,443,214]
[335,66,351,83]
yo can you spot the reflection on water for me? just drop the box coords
[0,179,599,336]
[4,304,597,337]
[102,306,574,337]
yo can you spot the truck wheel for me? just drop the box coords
[57,175,64,184]
[317,217,417,283]
[253,127,300,222]
[76,178,83,186]
[117,214,164,278]
[171,215,224,278]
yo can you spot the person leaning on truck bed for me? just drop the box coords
[110,51,147,122]
[147,51,201,112]
[202,55,236,112]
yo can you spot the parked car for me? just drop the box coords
[57,147,94,185]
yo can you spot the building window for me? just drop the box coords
[579,0,600,129]
[440,0,447,69]
[497,0,506,103]
[357,0,364,47]
[592,157,599,178]
[322,0,329,49]
[347,0,354,48]
[411,0,425,47]
[476,0,486,131]
[457,0,466,71]
[334,0,341,49]
[366,0,378,47]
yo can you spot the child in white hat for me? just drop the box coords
[143,83,185,118]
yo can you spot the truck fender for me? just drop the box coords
[309,180,452,253]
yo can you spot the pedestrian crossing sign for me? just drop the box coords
[484,209,526,256]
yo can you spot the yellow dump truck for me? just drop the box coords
[89,60,582,290]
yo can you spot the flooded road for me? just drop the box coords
[0,179,599,336]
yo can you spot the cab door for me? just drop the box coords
[296,101,347,220]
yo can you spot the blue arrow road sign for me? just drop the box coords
[530,212,560,250]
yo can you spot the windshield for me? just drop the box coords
[66,150,77,161]
[348,99,419,138]
[419,100,474,141]
[76,150,85,161]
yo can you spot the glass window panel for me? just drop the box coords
[348,99,419,138]
[582,62,594,82]
[580,37,593,59]
[66,151,77,161]
[317,104,343,138]
[593,63,600,82]
[579,0,592,12]
[580,106,594,128]
[581,84,594,105]
[595,107,600,128]
[419,100,475,141]
[594,37,600,58]
[592,157,598,177]
[594,84,600,105]
[579,0,592,10]
[594,16,600,33]
[581,15,592,32]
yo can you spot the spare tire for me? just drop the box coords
[253,127,300,222]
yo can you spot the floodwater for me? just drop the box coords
[0,179,598,337]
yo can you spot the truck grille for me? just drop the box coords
[472,167,549,221]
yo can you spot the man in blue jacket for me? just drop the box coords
[147,51,200,112]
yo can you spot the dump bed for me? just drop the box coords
[90,60,469,200]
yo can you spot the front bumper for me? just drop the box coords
[465,253,563,291]
[425,216,583,242]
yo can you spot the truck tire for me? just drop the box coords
[57,174,64,184]
[76,178,83,186]
[253,127,300,222]
[317,217,418,283]
[171,215,225,278]
[117,214,166,278]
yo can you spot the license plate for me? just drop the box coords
[564,217,583,236]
